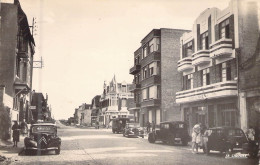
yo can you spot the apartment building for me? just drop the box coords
[129,28,189,127]
[176,0,259,132]
[0,0,35,127]
[99,76,133,127]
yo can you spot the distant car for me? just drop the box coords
[111,117,130,133]
[148,121,190,146]
[24,123,61,155]
[123,123,144,138]
[200,127,259,157]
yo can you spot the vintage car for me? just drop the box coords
[148,121,190,146]
[200,127,259,157]
[122,123,144,138]
[111,117,130,133]
[24,123,61,155]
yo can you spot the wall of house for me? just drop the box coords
[161,29,190,121]
[0,4,18,96]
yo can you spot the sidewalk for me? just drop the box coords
[0,136,25,164]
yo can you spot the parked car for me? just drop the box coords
[24,123,61,155]
[200,127,259,157]
[148,121,190,146]
[123,123,144,138]
[111,117,129,133]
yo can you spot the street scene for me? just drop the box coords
[0,0,260,165]
[1,121,258,165]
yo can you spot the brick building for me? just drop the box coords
[176,0,259,133]
[0,0,35,129]
[129,28,189,127]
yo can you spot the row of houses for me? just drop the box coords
[0,0,52,140]
[129,0,260,133]
[69,76,134,127]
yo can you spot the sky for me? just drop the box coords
[5,0,254,120]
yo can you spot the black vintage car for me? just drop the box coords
[24,123,61,155]
[201,127,259,157]
[148,121,190,146]
[111,117,130,134]
[123,123,144,138]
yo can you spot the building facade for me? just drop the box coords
[129,28,189,127]
[176,0,259,133]
[99,76,133,127]
[0,0,35,139]
[90,95,101,126]
[31,92,51,122]
[77,103,91,126]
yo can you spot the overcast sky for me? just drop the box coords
[10,0,253,119]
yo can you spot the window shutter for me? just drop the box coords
[197,24,201,50]
[229,15,235,49]
[215,24,219,42]
[208,16,212,45]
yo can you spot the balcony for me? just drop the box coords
[129,84,141,92]
[141,99,160,108]
[192,50,211,66]
[129,64,141,75]
[176,80,237,103]
[177,56,193,72]
[128,102,141,110]
[141,51,160,67]
[141,75,160,88]
[210,38,233,59]
[14,76,30,94]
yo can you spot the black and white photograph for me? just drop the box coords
[0,0,260,164]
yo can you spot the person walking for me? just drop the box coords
[12,121,21,147]
[192,123,201,153]
[20,119,28,136]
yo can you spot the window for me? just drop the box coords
[149,67,154,76]
[122,85,126,93]
[220,19,230,39]
[156,109,160,125]
[121,99,127,107]
[149,44,154,53]
[183,74,193,90]
[202,68,210,86]
[218,103,237,127]
[143,67,148,79]
[183,41,193,58]
[200,31,209,50]
[143,47,148,59]
[148,86,157,99]
[221,62,232,82]
[142,88,148,101]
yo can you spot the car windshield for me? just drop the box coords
[32,125,56,134]
[228,129,245,137]
[128,123,140,128]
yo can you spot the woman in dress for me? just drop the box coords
[12,121,20,147]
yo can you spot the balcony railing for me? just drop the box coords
[141,75,160,88]
[192,50,211,66]
[210,38,233,59]
[176,80,237,103]
[129,64,141,75]
[177,56,193,72]
[129,84,141,92]
[141,99,160,108]
[141,51,160,67]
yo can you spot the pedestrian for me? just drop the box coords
[146,121,151,133]
[152,121,156,132]
[12,121,20,147]
[192,123,201,153]
[246,126,256,141]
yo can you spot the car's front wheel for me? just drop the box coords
[55,146,61,155]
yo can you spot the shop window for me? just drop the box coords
[218,103,237,127]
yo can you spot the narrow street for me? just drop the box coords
[7,122,258,165]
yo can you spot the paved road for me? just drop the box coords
[8,122,259,165]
